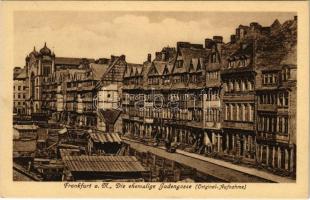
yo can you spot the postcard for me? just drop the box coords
[0,1,309,198]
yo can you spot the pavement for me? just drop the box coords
[122,136,295,183]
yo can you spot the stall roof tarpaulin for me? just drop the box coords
[62,155,146,173]
[89,132,122,144]
[58,127,67,134]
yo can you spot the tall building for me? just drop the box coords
[13,67,27,114]
[255,18,297,173]
[121,16,297,175]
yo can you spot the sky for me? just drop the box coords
[14,11,295,67]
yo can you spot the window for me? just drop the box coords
[249,104,254,122]
[18,86,21,91]
[278,117,282,133]
[241,104,246,121]
[18,94,20,98]
[229,81,234,91]
[241,80,245,91]
[236,104,240,121]
[284,92,289,106]
[225,104,228,120]
[176,60,183,68]
[284,117,288,134]
[248,81,253,91]
[43,66,51,76]
[107,93,111,98]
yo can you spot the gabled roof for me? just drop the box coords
[172,47,207,74]
[147,62,160,76]
[14,68,27,80]
[89,63,109,80]
[255,18,297,68]
[97,108,122,125]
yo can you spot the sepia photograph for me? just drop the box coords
[1,1,309,198]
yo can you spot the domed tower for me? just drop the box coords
[25,43,56,115]
[39,42,55,76]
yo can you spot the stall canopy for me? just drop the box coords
[63,155,146,173]
[58,127,68,135]
[89,132,122,144]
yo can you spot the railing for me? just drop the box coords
[204,100,221,108]
[204,121,221,129]
[257,132,289,143]
[222,121,254,131]
[187,100,202,108]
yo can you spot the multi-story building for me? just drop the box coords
[203,37,224,155]
[255,17,297,174]
[121,16,297,175]
[13,67,28,114]
[221,39,256,162]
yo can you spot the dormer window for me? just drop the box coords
[282,68,290,81]
[176,60,183,68]
[197,59,202,70]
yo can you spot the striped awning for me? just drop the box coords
[63,155,146,172]
[89,132,122,144]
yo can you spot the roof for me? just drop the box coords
[89,132,122,144]
[13,124,38,130]
[97,108,122,125]
[55,57,95,66]
[63,155,147,172]
[173,47,207,74]
[89,63,110,80]
[14,68,27,80]
[13,139,37,152]
[124,63,143,78]
[255,18,297,68]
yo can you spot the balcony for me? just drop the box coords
[257,104,277,112]
[204,121,221,130]
[77,85,95,91]
[222,120,254,131]
[206,79,221,87]
[187,100,202,108]
[223,93,254,102]
[204,100,221,108]
[256,132,289,143]
[144,117,154,124]
[66,87,77,92]
[187,120,203,128]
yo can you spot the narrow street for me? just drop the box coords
[122,137,295,183]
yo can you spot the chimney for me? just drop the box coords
[213,36,223,43]
[230,35,236,43]
[176,42,190,51]
[120,55,126,61]
[162,52,166,61]
[111,55,116,63]
[205,38,213,49]
[155,52,162,60]
[147,53,152,62]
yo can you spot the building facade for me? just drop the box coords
[13,67,28,114]
[122,16,297,176]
